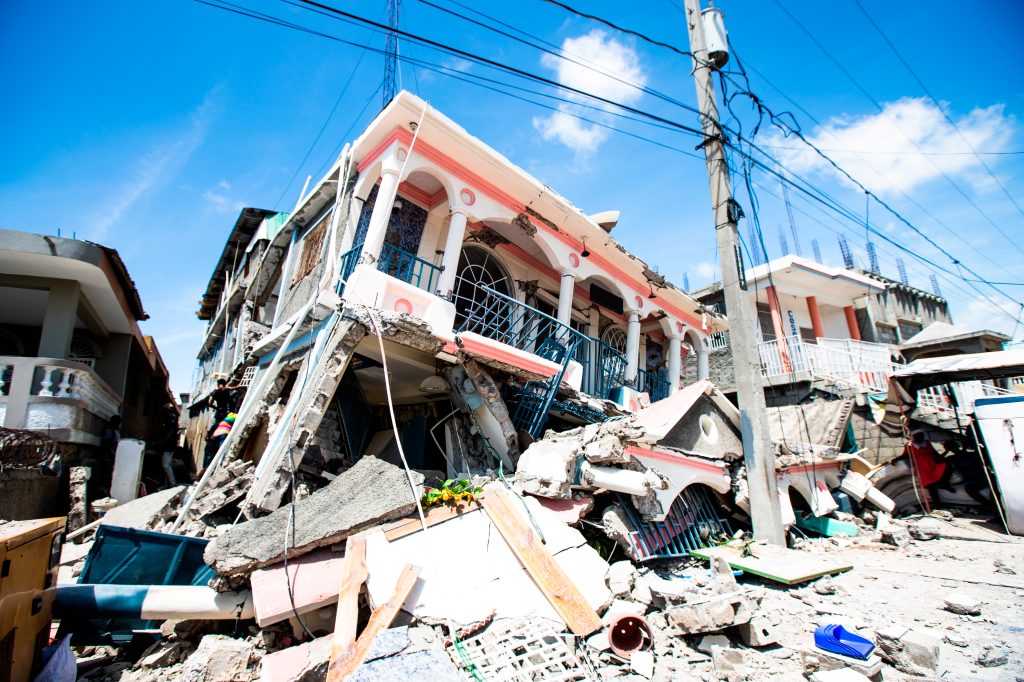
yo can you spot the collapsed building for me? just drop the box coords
[185,90,728,519]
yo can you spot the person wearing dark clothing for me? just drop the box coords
[209,379,238,423]
[157,402,180,486]
[942,439,993,510]
[94,415,121,497]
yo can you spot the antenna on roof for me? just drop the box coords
[383,0,401,105]
[930,274,942,297]
[838,235,853,269]
[866,241,880,275]
[780,177,801,256]
[811,238,822,263]
[747,225,765,265]
[897,258,909,284]
[777,225,789,257]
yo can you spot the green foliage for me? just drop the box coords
[421,478,483,509]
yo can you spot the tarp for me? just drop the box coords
[891,348,1024,394]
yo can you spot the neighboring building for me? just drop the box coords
[690,255,889,398]
[0,228,175,520]
[187,91,725,501]
[899,321,1008,362]
[0,228,174,449]
[852,270,953,347]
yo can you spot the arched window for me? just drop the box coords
[69,333,100,367]
[453,246,514,327]
[601,325,628,354]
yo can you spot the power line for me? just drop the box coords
[540,0,695,61]
[852,0,1024,222]
[195,0,1024,323]
[768,0,1024,257]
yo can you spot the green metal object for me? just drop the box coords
[795,514,859,538]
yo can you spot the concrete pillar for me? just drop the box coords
[806,295,825,339]
[765,285,792,372]
[697,348,710,380]
[436,209,469,298]
[624,310,641,385]
[588,307,600,338]
[667,335,683,394]
[39,281,80,358]
[360,167,401,266]
[844,305,862,340]
[556,269,575,325]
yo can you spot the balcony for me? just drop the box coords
[637,368,670,403]
[337,242,441,295]
[757,335,895,393]
[0,356,122,445]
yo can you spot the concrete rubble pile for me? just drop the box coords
[53,343,1024,681]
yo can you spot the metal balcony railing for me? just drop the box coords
[574,336,627,400]
[637,368,670,403]
[336,242,442,296]
[377,243,442,293]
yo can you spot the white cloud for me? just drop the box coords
[203,179,242,214]
[89,89,218,239]
[955,295,1022,341]
[695,261,717,278]
[533,30,646,160]
[768,98,1015,195]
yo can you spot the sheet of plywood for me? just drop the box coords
[690,543,852,585]
[480,487,602,636]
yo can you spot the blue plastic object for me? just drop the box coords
[814,624,876,660]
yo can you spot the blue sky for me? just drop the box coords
[2,0,1023,393]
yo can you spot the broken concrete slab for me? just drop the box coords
[876,626,943,676]
[532,495,593,524]
[99,485,187,530]
[941,590,981,616]
[177,635,257,682]
[205,456,421,577]
[737,616,779,647]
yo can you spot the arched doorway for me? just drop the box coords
[453,246,514,329]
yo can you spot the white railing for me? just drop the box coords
[0,356,122,433]
[756,336,896,393]
[917,380,1023,420]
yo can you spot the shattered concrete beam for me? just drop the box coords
[205,456,422,578]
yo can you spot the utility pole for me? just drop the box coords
[682,0,785,545]
[383,0,401,106]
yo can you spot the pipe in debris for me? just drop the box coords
[579,462,653,497]
[54,585,254,621]
[607,614,652,659]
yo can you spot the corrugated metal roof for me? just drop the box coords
[197,207,279,320]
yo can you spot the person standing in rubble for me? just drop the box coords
[903,430,953,508]
[208,378,240,433]
[204,412,236,469]
[157,402,180,486]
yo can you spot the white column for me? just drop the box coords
[436,209,469,298]
[556,269,575,325]
[624,309,641,386]
[697,346,710,381]
[360,167,401,264]
[667,334,683,395]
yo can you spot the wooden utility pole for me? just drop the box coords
[682,0,785,545]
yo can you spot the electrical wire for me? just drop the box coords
[851,0,1024,223]
[766,0,1024,258]
[193,0,1024,328]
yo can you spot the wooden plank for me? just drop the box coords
[326,536,367,681]
[689,543,853,585]
[328,563,421,681]
[383,502,481,542]
[479,487,602,636]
